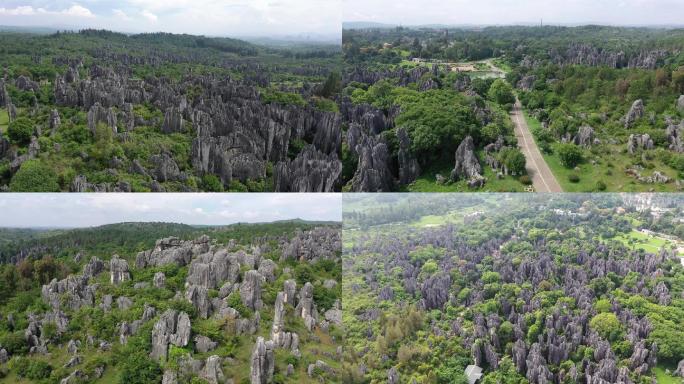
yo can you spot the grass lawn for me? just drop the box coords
[401,153,528,192]
[0,108,8,134]
[607,229,683,256]
[522,112,680,192]
[654,365,682,384]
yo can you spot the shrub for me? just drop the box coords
[568,174,580,183]
[519,175,532,185]
[595,180,607,191]
[7,117,34,145]
[201,174,224,192]
[9,160,60,192]
[557,143,583,168]
[1,331,28,355]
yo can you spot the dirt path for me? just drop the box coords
[510,99,563,192]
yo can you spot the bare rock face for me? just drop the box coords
[194,335,218,353]
[150,153,182,182]
[517,75,537,91]
[136,235,211,269]
[87,103,117,134]
[201,355,225,384]
[271,292,301,353]
[186,285,211,318]
[49,109,61,135]
[110,255,130,285]
[240,270,264,311]
[0,79,8,108]
[281,227,341,263]
[624,99,644,128]
[420,272,451,310]
[150,310,191,361]
[274,145,342,192]
[186,248,241,290]
[666,119,684,153]
[674,360,684,377]
[42,275,96,311]
[526,343,553,384]
[387,366,399,384]
[250,337,275,384]
[296,282,317,331]
[677,95,684,112]
[627,134,654,154]
[153,272,166,288]
[348,124,394,191]
[450,136,483,184]
[574,125,595,148]
[162,107,184,133]
[397,127,420,185]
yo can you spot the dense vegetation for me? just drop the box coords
[342,193,684,383]
[0,220,342,383]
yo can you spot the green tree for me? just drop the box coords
[7,117,34,145]
[556,143,583,168]
[488,79,515,106]
[9,160,60,192]
[590,312,623,341]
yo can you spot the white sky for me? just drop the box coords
[343,0,684,26]
[0,193,341,228]
[0,0,341,38]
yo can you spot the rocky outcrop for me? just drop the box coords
[87,103,117,134]
[110,255,130,285]
[42,275,96,310]
[49,109,61,135]
[240,270,263,311]
[281,227,341,263]
[627,134,654,154]
[678,95,684,112]
[150,153,182,182]
[674,359,684,377]
[573,125,595,148]
[162,107,184,133]
[450,136,483,186]
[150,310,191,361]
[624,99,644,128]
[153,272,166,288]
[397,128,420,185]
[295,282,317,331]
[194,335,218,353]
[348,124,394,191]
[274,145,342,192]
[666,119,684,153]
[250,337,275,384]
[136,236,211,268]
[517,75,537,91]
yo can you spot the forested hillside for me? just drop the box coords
[0,29,342,192]
[0,220,342,383]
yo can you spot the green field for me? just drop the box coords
[523,112,679,192]
[654,366,682,384]
[609,229,683,256]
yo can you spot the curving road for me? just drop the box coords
[510,99,563,192]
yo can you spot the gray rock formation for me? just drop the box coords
[674,359,684,377]
[250,337,275,384]
[678,95,684,112]
[627,134,654,154]
[348,124,394,191]
[295,282,317,331]
[281,227,341,263]
[153,272,166,288]
[450,136,483,185]
[162,107,184,133]
[517,75,537,91]
[240,270,263,311]
[574,125,595,148]
[186,285,211,318]
[87,103,117,134]
[49,109,61,135]
[150,310,191,361]
[194,335,218,353]
[136,235,211,269]
[624,99,644,128]
[201,355,225,384]
[83,257,105,278]
[110,255,130,285]
[274,145,341,192]
[42,275,96,310]
[150,153,182,182]
[388,366,399,384]
[397,128,420,185]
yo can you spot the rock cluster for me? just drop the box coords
[627,133,654,154]
[110,255,130,285]
[450,136,484,187]
[250,337,275,384]
[624,99,644,128]
[150,309,192,361]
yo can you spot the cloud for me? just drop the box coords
[0,4,94,18]
[113,9,132,20]
[63,5,94,18]
[141,9,158,22]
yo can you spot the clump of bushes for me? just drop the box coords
[568,173,580,183]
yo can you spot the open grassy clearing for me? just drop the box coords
[654,365,682,384]
[523,112,680,192]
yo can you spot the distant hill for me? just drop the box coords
[343,21,398,29]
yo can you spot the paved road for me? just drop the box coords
[510,99,563,192]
